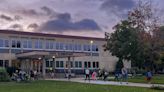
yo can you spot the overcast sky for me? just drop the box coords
[0,0,164,38]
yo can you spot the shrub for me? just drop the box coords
[0,67,10,82]
[151,85,164,90]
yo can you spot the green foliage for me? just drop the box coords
[0,67,10,82]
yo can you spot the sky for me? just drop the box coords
[0,0,164,38]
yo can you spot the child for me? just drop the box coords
[92,71,97,80]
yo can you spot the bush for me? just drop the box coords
[151,85,164,90]
[0,67,10,82]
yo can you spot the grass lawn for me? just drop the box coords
[110,75,164,84]
[0,80,163,92]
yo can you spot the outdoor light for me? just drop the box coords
[38,57,41,60]
[90,40,93,44]
[52,56,56,59]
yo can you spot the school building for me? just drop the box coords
[0,30,131,77]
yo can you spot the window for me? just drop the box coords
[74,44,81,51]
[60,61,64,67]
[71,61,73,68]
[60,43,64,50]
[34,40,43,49]
[84,61,87,68]
[84,45,90,51]
[4,60,9,67]
[93,62,96,68]
[0,39,9,47]
[92,45,99,51]
[56,42,60,50]
[69,44,73,50]
[45,41,54,49]
[46,60,49,67]
[12,40,21,48]
[88,62,91,68]
[0,60,3,67]
[75,61,82,68]
[0,39,3,47]
[65,43,69,50]
[56,61,64,68]
[75,61,78,68]
[46,60,54,67]
[4,40,9,47]
[56,61,60,67]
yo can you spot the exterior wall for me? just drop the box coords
[0,31,131,73]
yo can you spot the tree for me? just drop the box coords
[104,0,163,71]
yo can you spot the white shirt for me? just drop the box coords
[85,69,90,74]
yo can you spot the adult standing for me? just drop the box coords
[85,68,90,81]
[121,67,128,84]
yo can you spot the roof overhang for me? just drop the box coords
[16,51,90,59]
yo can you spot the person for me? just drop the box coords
[85,68,90,81]
[121,67,128,84]
[92,71,97,80]
[146,70,152,84]
[30,70,34,80]
[34,70,38,80]
[114,70,119,81]
[103,71,108,81]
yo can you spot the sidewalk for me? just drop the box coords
[46,78,164,88]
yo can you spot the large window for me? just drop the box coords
[55,42,64,50]
[46,60,53,67]
[74,44,81,51]
[0,60,3,67]
[34,40,43,49]
[93,62,99,68]
[45,41,54,49]
[23,40,32,49]
[75,61,82,68]
[56,42,60,50]
[12,39,21,48]
[92,45,98,52]
[0,39,9,48]
[56,61,64,68]
[84,61,91,68]
[0,60,9,67]
[84,45,90,51]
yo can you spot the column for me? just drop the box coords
[42,57,46,78]
[68,56,71,77]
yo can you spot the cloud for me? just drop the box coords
[39,13,101,32]
[41,6,54,15]
[100,0,136,17]
[0,14,14,21]
[17,9,40,16]
[9,24,23,30]
[27,23,39,29]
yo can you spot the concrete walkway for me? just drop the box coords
[46,78,164,88]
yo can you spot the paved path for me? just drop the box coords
[46,78,164,88]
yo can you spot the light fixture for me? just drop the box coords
[38,57,41,60]
[90,40,93,44]
[52,56,56,59]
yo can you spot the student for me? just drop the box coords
[85,68,90,81]
[146,70,152,84]
[121,67,128,84]
[92,71,97,80]
[114,70,119,81]
[103,71,108,81]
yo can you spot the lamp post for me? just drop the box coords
[52,56,56,73]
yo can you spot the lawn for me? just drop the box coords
[110,75,164,84]
[0,80,163,92]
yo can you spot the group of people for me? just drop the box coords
[84,68,109,81]
[11,69,29,82]
[11,69,39,82]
